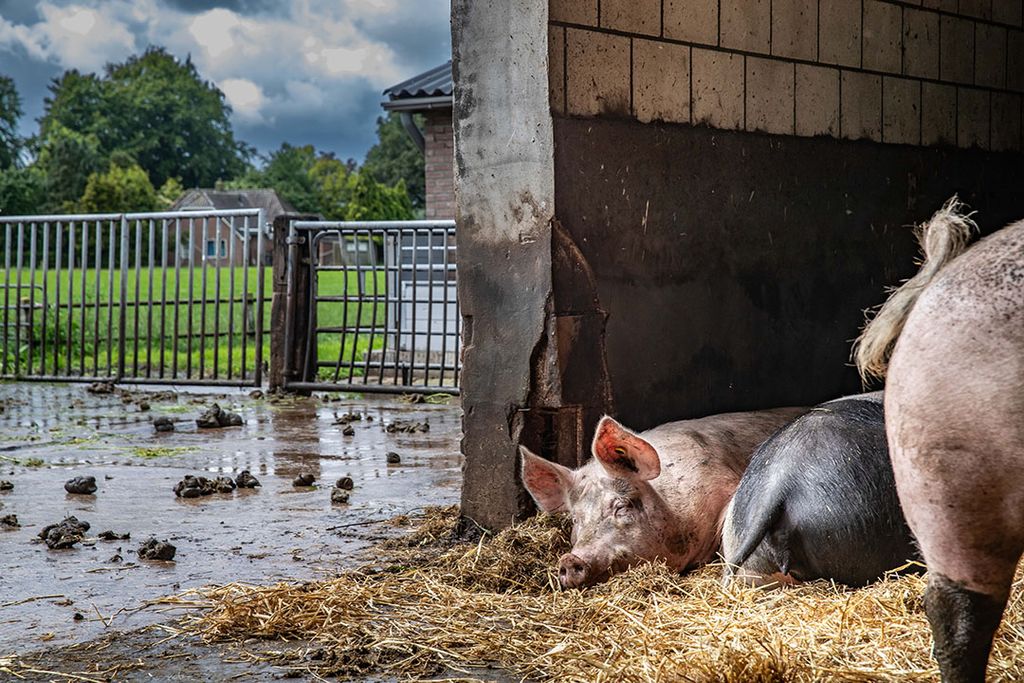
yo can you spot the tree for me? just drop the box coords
[157,177,184,209]
[77,157,158,213]
[362,113,425,211]
[34,123,104,212]
[342,171,413,222]
[0,75,22,169]
[38,48,250,189]
[0,165,45,215]
[309,154,354,220]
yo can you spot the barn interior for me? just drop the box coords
[453,0,1024,529]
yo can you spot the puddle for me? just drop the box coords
[0,382,463,653]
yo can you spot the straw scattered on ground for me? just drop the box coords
[177,506,1024,682]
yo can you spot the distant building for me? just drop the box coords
[383,61,453,220]
[169,188,296,266]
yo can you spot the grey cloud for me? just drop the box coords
[162,0,284,14]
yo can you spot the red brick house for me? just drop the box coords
[383,61,454,219]
[170,188,295,266]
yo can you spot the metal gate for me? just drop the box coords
[0,209,268,386]
[281,219,460,395]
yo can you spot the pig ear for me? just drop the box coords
[591,416,661,481]
[520,446,573,513]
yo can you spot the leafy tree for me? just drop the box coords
[310,154,354,220]
[362,113,425,210]
[77,157,158,213]
[0,75,21,169]
[34,123,104,211]
[0,165,45,215]
[342,171,413,222]
[157,177,184,209]
[38,48,250,189]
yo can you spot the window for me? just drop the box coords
[205,239,228,258]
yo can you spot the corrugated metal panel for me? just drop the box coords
[384,61,453,100]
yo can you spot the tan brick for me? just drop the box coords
[921,82,956,145]
[921,0,956,10]
[720,0,770,54]
[820,0,861,67]
[991,92,1022,150]
[883,76,921,144]
[633,39,691,124]
[550,0,598,25]
[1010,30,1024,91]
[796,64,840,136]
[692,48,745,129]
[602,0,661,36]
[772,0,817,60]
[958,87,991,148]
[959,0,992,20]
[940,16,975,84]
[863,0,902,73]
[976,23,1007,88]
[841,71,882,141]
[566,28,631,117]
[746,57,795,134]
[993,0,1024,27]
[549,26,565,115]
[903,8,940,79]
[664,0,718,45]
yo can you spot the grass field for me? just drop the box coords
[0,266,388,382]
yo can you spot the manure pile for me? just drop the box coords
[180,506,1024,682]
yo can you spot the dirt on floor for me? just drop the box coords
[0,381,464,681]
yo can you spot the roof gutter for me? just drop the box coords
[381,95,453,112]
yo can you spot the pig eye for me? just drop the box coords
[612,498,634,517]
[613,446,626,456]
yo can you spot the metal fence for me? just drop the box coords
[282,219,460,395]
[0,209,268,386]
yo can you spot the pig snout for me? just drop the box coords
[558,553,592,589]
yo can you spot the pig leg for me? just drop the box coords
[890,435,1023,683]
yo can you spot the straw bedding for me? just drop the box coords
[182,506,1024,681]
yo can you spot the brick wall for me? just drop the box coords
[424,110,455,219]
[550,0,1023,150]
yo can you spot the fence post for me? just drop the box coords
[269,213,318,393]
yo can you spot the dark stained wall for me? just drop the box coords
[553,115,1024,431]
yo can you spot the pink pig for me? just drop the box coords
[521,407,806,589]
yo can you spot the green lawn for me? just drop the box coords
[0,267,386,383]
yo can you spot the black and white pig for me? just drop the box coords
[721,392,922,587]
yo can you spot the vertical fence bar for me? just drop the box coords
[439,228,451,387]
[66,220,75,376]
[159,219,169,378]
[132,219,142,377]
[254,209,265,386]
[145,218,155,378]
[78,219,88,375]
[28,222,36,377]
[240,215,249,382]
[362,230,377,385]
[106,220,115,376]
[40,222,49,376]
[53,223,62,376]
[186,217,196,380]
[212,216,222,379]
[14,222,24,377]
[391,232,402,386]
[409,230,419,386]
[172,217,182,379]
[198,217,209,381]
[117,217,129,381]
[347,233,363,384]
[3,222,10,376]
[227,217,238,380]
[93,220,102,376]
[425,228,436,387]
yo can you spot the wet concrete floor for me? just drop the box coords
[0,382,463,676]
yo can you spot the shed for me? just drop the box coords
[453,0,1024,529]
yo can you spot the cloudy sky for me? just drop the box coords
[0,0,451,163]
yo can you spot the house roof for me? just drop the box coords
[382,61,452,112]
[170,188,297,235]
